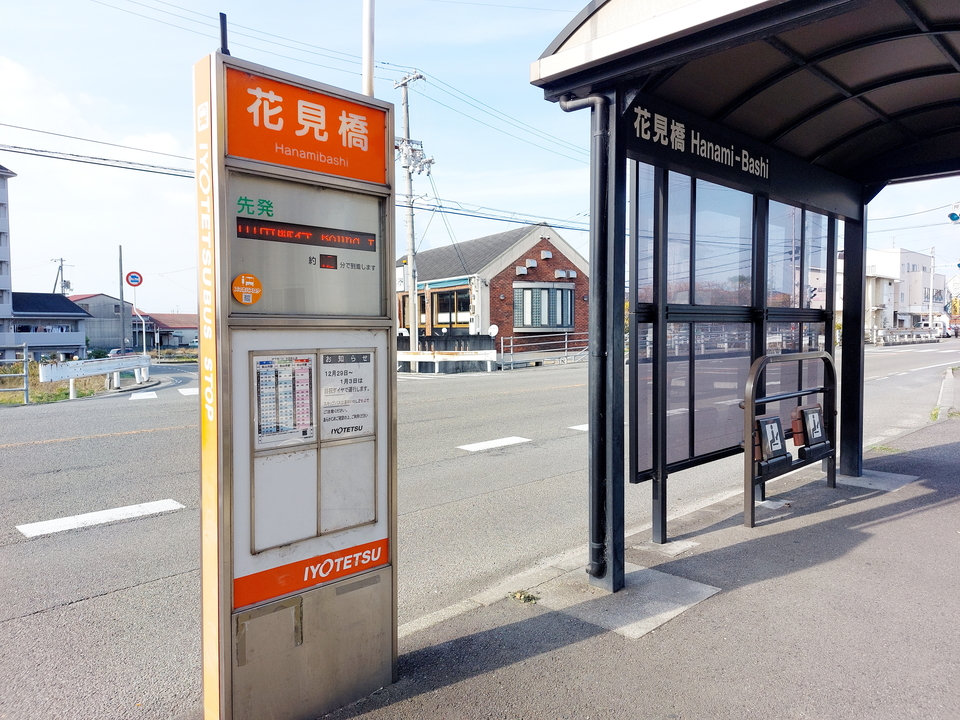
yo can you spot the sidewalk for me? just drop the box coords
[326,418,960,720]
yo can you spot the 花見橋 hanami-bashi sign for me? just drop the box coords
[622,91,770,186]
[619,91,863,219]
[225,67,387,185]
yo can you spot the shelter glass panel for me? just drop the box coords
[693,322,750,456]
[634,323,653,474]
[804,212,828,309]
[694,180,752,306]
[767,200,802,307]
[635,162,655,303]
[667,323,690,464]
[667,173,691,304]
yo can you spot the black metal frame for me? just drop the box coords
[626,154,842,544]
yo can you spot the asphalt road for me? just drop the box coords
[0,342,957,719]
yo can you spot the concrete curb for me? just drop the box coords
[935,366,955,418]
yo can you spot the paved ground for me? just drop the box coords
[323,414,960,719]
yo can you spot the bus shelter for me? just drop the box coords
[532,0,960,591]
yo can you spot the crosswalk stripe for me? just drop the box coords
[16,499,185,538]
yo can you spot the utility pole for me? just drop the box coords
[119,246,126,355]
[394,71,432,371]
[929,246,936,329]
[362,0,374,97]
[51,258,72,295]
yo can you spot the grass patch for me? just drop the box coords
[869,445,899,454]
[931,407,941,421]
[0,361,106,405]
[508,590,539,604]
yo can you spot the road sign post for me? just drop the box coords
[193,53,396,720]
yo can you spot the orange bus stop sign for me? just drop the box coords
[225,67,387,185]
[232,273,263,305]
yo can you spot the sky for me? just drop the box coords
[1,0,959,315]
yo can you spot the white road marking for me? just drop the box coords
[569,424,589,431]
[130,391,157,400]
[16,499,185,538]
[178,387,199,395]
[457,436,531,452]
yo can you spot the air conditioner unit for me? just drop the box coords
[525,259,537,268]
[515,266,528,276]
[541,250,553,259]
[567,270,578,278]
[554,270,567,279]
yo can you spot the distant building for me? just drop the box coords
[138,312,199,349]
[868,247,947,328]
[0,164,91,360]
[4,292,90,360]
[396,223,589,339]
[69,293,134,351]
[0,165,12,324]
[837,247,950,343]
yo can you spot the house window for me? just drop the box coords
[432,288,470,332]
[513,283,575,330]
[0,232,7,247]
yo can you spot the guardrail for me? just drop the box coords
[877,328,939,346]
[742,351,837,528]
[499,331,589,370]
[396,349,497,373]
[0,344,29,404]
[39,354,152,398]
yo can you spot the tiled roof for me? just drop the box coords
[147,313,199,329]
[12,292,91,316]
[398,224,545,282]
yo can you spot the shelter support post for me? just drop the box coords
[840,212,867,476]
[560,92,623,592]
[650,166,668,544]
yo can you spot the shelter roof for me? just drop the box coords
[533,0,960,187]
[13,292,92,317]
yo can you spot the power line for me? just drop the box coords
[423,0,577,10]
[0,141,589,228]
[414,89,589,165]
[422,74,589,157]
[86,0,587,164]
[0,144,193,177]
[870,203,953,221]
[0,122,192,161]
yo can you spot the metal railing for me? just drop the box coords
[876,328,939,346]
[499,331,589,370]
[0,345,29,404]
[742,351,837,528]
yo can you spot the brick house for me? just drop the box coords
[396,223,589,339]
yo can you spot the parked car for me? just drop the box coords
[919,321,952,338]
[107,348,138,357]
